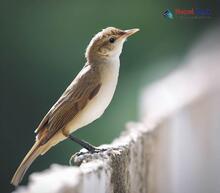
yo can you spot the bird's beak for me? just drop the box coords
[123,28,140,38]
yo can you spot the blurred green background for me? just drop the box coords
[1,0,219,192]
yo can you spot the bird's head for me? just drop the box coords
[85,27,139,62]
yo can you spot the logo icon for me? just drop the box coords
[163,9,174,19]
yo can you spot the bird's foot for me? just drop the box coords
[69,147,109,166]
[75,146,109,156]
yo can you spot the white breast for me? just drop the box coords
[65,58,120,134]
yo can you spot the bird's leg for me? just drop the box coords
[68,134,98,153]
[68,135,110,166]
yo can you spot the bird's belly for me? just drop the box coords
[65,63,119,134]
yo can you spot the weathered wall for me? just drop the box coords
[14,64,220,193]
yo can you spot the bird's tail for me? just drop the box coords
[11,141,43,186]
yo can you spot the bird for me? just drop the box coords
[11,27,139,186]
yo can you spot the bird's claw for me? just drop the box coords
[69,147,108,166]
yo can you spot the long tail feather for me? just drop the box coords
[11,142,42,186]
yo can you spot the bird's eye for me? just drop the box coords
[109,37,115,43]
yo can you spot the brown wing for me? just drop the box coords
[35,65,101,145]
